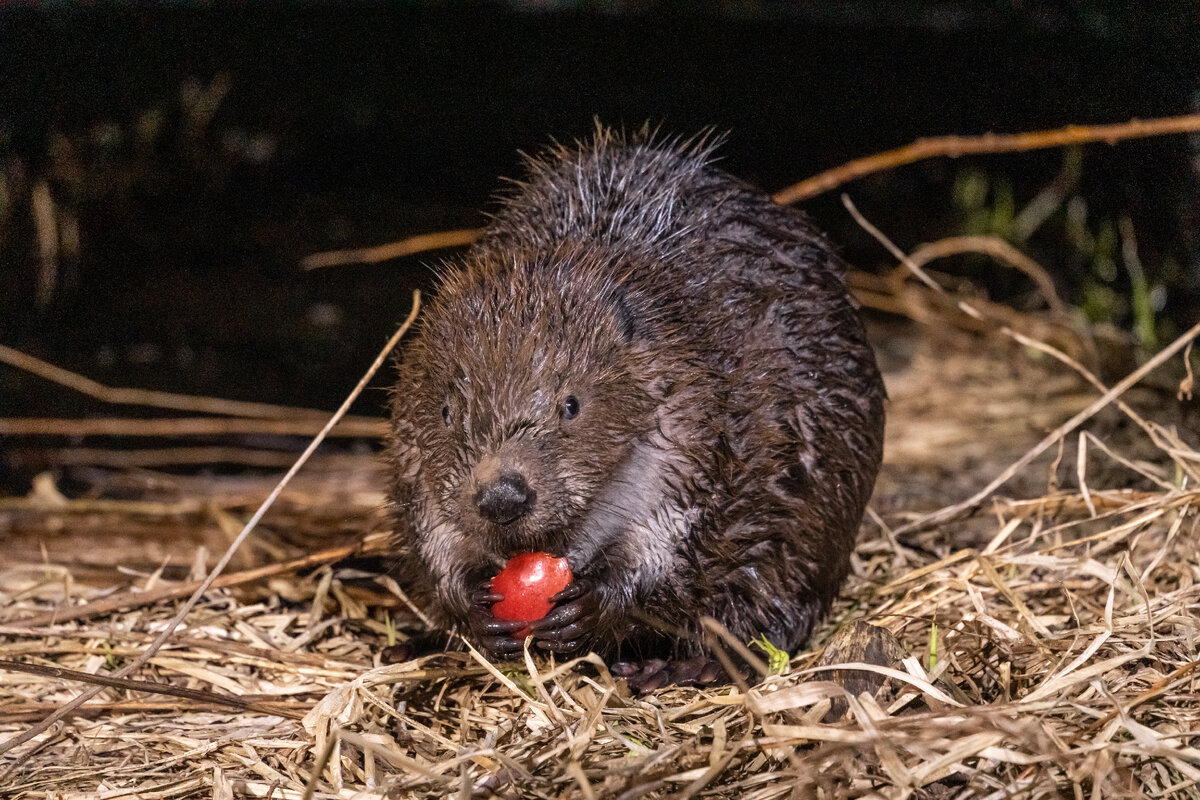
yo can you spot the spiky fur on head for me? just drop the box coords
[481,124,726,261]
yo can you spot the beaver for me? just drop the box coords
[386,128,885,689]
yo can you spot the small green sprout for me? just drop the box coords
[750,634,790,676]
[383,610,396,647]
[500,665,536,698]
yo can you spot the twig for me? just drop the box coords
[905,236,1069,319]
[1086,658,1200,733]
[19,445,375,469]
[0,700,291,724]
[301,228,479,270]
[0,291,420,757]
[9,534,391,628]
[846,270,1087,361]
[0,416,385,438]
[1001,328,1174,470]
[0,343,379,423]
[0,494,206,514]
[0,658,308,720]
[773,113,1200,204]
[1179,341,1195,402]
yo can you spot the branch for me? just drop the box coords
[301,228,479,270]
[773,113,1200,205]
[0,416,385,438]
[0,344,380,424]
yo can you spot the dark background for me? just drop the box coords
[1,2,1198,470]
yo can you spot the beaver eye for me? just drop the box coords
[441,404,452,426]
[562,395,580,420]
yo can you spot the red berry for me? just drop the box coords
[491,552,573,636]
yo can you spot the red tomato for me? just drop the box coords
[491,552,573,636]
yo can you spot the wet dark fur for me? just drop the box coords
[387,129,885,661]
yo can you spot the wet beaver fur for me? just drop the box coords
[387,129,885,688]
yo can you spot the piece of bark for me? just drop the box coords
[817,620,908,722]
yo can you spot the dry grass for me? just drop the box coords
[2,286,1200,799]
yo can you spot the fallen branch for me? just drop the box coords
[0,415,385,438]
[300,227,479,270]
[773,113,1200,204]
[0,344,381,422]
[17,445,376,469]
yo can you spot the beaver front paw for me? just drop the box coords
[611,656,731,693]
[528,577,600,654]
[467,582,528,658]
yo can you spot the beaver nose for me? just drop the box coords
[475,472,535,525]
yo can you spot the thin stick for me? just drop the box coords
[0,416,385,438]
[0,291,420,757]
[0,343,380,424]
[1181,340,1195,401]
[905,236,1069,319]
[773,113,1200,205]
[845,198,1200,537]
[300,228,479,270]
[1086,658,1200,733]
[0,658,307,720]
[0,701,295,725]
[22,445,373,469]
[1002,328,1161,453]
[10,534,392,628]
[846,270,1084,358]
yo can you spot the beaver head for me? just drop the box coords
[388,243,670,619]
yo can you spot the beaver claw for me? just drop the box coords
[611,656,730,693]
[467,579,598,658]
[468,583,527,657]
[529,577,599,654]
